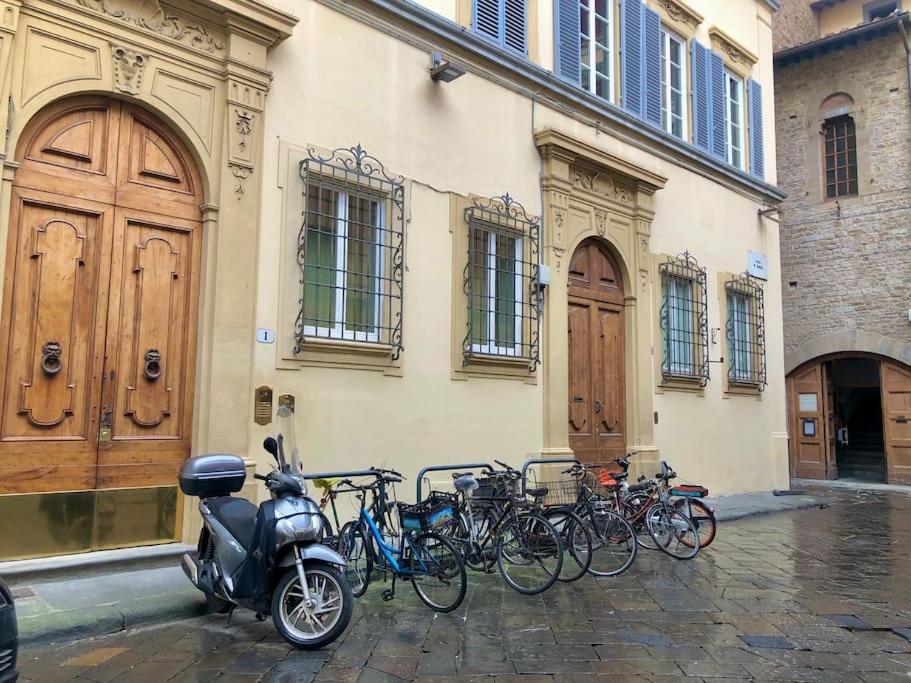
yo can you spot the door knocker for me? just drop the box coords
[144,349,162,381]
[41,341,63,376]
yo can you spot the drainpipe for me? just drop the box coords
[896,14,911,118]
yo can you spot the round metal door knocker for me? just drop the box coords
[41,341,63,376]
[144,349,162,381]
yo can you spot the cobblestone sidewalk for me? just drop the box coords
[15,485,911,682]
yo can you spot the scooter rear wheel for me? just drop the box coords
[272,561,353,649]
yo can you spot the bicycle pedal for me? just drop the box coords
[382,589,395,602]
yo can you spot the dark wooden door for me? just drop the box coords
[880,361,911,485]
[0,97,201,494]
[787,362,835,479]
[567,239,625,463]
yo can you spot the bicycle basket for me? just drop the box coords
[527,479,581,506]
[398,494,456,532]
[472,474,517,501]
[669,484,709,498]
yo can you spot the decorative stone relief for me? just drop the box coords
[112,45,146,95]
[551,246,566,271]
[709,29,757,68]
[72,0,225,54]
[571,166,634,206]
[595,209,608,237]
[572,168,595,192]
[228,107,256,198]
[661,0,702,29]
[230,164,252,198]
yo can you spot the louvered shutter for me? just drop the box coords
[748,78,765,179]
[554,0,581,84]
[691,40,710,151]
[709,51,726,159]
[504,0,527,54]
[643,7,662,127]
[475,0,500,42]
[621,0,645,117]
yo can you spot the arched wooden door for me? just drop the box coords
[567,239,626,463]
[0,96,202,552]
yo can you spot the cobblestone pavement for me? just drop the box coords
[16,486,911,682]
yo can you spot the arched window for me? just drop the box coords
[820,93,858,199]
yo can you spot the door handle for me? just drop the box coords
[99,406,113,444]
[594,400,603,413]
[41,341,63,376]
[144,349,162,381]
[572,396,584,403]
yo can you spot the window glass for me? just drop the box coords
[661,30,687,140]
[580,0,614,103]
[469,225,523,355]
[824,116,858,198]
[724,71,745,169]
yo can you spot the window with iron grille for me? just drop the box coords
[463,194,540,369]
[659,252,708,385]
[295,145,405,358]
[725,273,766,388]
[823,115,858,199]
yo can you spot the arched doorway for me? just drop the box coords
[567,238,626,463]
[0,96,203,558]
[787,354,911,485]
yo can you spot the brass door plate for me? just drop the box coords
[254,386,273,425]
[278,394,295,413]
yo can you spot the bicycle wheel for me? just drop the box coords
[624,494,659,550]
[646,504,700,560]
[338,521,372,597]
[408,532,467,613]
[673,498,716,548]
[579,506,638,577]
[543,508,592,582]
[496,512,563,595]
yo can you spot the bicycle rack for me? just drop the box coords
[300,469,384,481]
[520,457,580,496]
[415,462,495,502]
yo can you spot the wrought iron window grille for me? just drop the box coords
[725,272,766,389]
[659,252,709,386]
[295,144,405,359]
[462,194,541,370]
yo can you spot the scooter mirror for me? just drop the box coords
[263,437,279,463]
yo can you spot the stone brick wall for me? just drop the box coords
[773,0,819,52]
[775,31,911,357]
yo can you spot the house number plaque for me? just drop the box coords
[254,386,273,425]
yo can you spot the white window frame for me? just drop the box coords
[728,291,752,382]
[302,190,385,344]
[724,69,745,170]
[471,231,524,357]
[580,0,615,104]
[661,29,687,141]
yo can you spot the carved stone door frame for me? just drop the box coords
[535,129,666,460]
[0,0,297,545]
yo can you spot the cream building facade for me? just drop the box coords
[0,0,788,560]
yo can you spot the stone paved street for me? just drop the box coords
[15,486,911,682]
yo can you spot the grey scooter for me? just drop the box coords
[179,406,352,649]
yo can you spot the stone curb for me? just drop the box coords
[712,496,826,522]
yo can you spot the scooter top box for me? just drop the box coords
[180,454,246,497]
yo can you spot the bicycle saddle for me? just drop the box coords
[526,486,549,500]
[451,471,472,479]
[453,474,479,492]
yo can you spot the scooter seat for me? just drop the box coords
[207,496,258,550]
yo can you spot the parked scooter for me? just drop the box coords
[179,406,353,649]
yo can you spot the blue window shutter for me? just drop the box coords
[691,40,710,150]
[709,51,726,159]
[504,0,527,54]
[749,78,765,179]
[643,7,662,127]
[621,0,645,117]
[554,0,581,84]
[474,0,500,43]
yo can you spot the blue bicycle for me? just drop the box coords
[334,469,467,613]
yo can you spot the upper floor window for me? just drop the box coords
[724,70,745,170]
[823,115,858,198]
[463,195,540,368]
[580,0,614,102]
[659,252,708,385]
[475,0,527,54]
[725,273,766,388]
[864,0,898,22]
[660,29,686,140]
[296,145,405,358]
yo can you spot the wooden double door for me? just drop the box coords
[0,96,202,495]
[787,357,911,485]
[567,239,626,463]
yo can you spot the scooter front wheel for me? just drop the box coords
[272,561,353,649]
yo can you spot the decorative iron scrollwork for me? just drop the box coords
[659,251,709,386]
[144,349,162,381]
[41,341,63,376]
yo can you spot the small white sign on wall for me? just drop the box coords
[256,328,276,344]
[747,251,768,280]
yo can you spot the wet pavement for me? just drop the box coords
[15,485,911,682]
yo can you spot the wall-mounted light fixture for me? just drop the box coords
[430,51,465,82]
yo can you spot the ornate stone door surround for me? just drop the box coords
[535,129,666,459]
[0,0,297,540]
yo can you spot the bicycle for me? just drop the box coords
[442,460,565,595]
[334,469,467,612]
